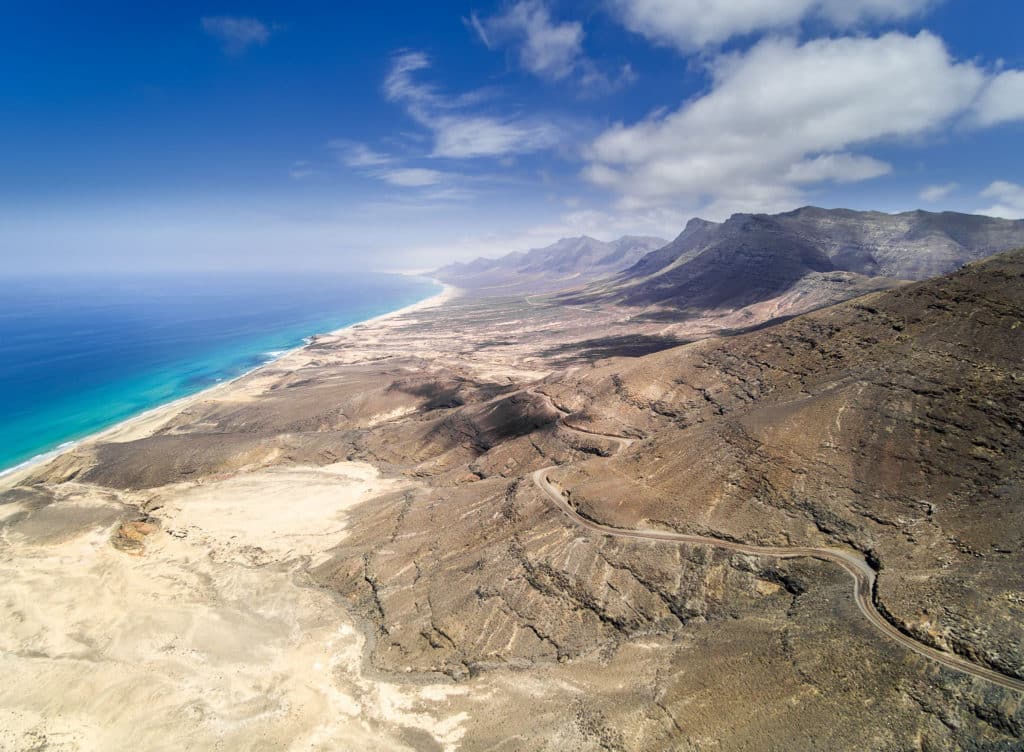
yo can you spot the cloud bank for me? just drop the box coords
[978,181,1024,219]
[584,32,1024,218]
[609,0,933,50]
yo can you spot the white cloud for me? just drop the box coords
[327,137,454,188]
[421,186,478,202]
[383,51,433,103]
[329,140,393,167]
[383,51,562,158]
[784,153,891,184]
[470,2,633,93]
[429,116,558,159]
[977,181,1024,219]
[972,70,1024,127]
[468,13,493,49]
[380,168,447,187]
[471,1,583,81]
[609,0,933,51]
[578,62,637,96]
[327,139,454,188]
[288,161,314,180]
[919,182,957,202]
[585,32,990,218]
[201,16,272,55]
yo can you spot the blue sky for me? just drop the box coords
[2,1,1023,273]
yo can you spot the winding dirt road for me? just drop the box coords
[532,407,1024,693]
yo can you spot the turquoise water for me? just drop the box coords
[0,273,439,474]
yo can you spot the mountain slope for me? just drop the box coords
[544,247,1024,683]
[433,235,665,294]
[8,239,1023,749]
[568,207,1024,313]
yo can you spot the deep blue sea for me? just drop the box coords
[0,272,439,474]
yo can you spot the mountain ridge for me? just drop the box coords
[433,234,666,294]
[561,206,1024,313]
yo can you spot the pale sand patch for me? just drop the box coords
[0,467,471,752]
[154,462,407,567]
[365,406,418,428]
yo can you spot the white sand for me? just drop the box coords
[155,462,407,567]
[0,463,470,751]
[0,281,489,750]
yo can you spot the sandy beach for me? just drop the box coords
[2,261,1023,750]
[0,283,481,752]
[0,281,482,748]
[0,279,456,485]
[0,282,691,750]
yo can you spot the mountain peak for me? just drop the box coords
[433,234,666,294]
[568,207,1024,312]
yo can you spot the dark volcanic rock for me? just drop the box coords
[546,248,1024,684]
[567,207,1024,312]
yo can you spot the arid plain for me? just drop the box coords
[3,243,1024,750]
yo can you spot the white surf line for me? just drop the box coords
[0,280,453,484]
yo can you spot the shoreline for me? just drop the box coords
[0,278,457,486]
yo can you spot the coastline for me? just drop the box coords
[4,254,1023,749]
[0,278,456,486]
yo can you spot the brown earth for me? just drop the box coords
[2,252,1023,750]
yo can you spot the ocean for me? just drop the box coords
[0,272,439,474]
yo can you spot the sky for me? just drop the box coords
[2,0,1023,273]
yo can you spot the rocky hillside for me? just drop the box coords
[564,207,1024,313]
[9,248,1024,750]
[544,247,1024,685]
[313,247,1024,748]
[434,235,665,294]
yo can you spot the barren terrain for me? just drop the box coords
[2,251,1023,751]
